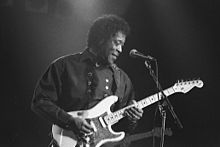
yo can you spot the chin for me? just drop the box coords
[107,60,114,65]
[107,56,115,64]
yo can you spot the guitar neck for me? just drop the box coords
[104,86,175,125]
[137,86,175,109]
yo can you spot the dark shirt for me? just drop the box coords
[31,49,136,133]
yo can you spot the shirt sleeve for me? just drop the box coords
[31,60,73,129]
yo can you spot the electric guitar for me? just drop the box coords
[105,127,172,147]
[52,80,203,147]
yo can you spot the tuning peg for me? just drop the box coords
[180,79,184,84]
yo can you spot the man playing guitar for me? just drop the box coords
[31,14,143,147]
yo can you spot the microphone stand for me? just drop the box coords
[144,60,183,147]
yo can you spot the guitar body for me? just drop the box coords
[52,95,125,147]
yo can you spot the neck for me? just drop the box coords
[88,48,111,67]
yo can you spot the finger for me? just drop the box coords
[131,100,142,110]
[131,100,138,107]
[128,108,142,119]
[125,110,137,121]
[81,125,93,134]
[83,120,94,132]
[124,110,131,117]
[126,109,137,120]
[133,107,143,118]
[131,110,140,119]
[126,110,139,122]
[132,106,144,114]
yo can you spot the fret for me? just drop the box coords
[152,94,159,102]
[104,108,126,125]
[138,100,144,109]
[164,87,174,96]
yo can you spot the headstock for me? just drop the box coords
[173,79,204,93]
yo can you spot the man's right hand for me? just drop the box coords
[69,117,94,136]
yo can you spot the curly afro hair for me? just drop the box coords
[87,14,130,50]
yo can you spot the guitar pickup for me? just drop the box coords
[99,117,107,128]
[90,121,97,132]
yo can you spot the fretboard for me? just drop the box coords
[103,86,175,125]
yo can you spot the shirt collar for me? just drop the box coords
[80,48,119,70]
[80,48,97,63]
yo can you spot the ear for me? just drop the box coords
[98,38,105,46]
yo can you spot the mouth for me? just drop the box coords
[112,53,117,57]
[111,53,118,60]
[112,51,119,57]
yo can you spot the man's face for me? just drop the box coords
[101,31,126,65]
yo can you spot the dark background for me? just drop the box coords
[1,0,219,146]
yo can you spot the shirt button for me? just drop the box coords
[105,86,109,90]
[104,93,108,97]
[95,62,100,67]
[87,89,92,93]
[88,72,93,76]
[88,81,92,85]
[105,79,109,83]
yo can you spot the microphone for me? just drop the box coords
[129,49,155,61]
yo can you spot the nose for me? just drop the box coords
[116,45,122,53]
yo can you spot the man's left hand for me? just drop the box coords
[125,100,143,122]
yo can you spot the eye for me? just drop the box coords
[113,40,124,46]
[113,40,119,46]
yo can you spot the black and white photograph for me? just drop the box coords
[1,0,219,147]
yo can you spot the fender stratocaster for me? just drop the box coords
[52,80,203,147]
